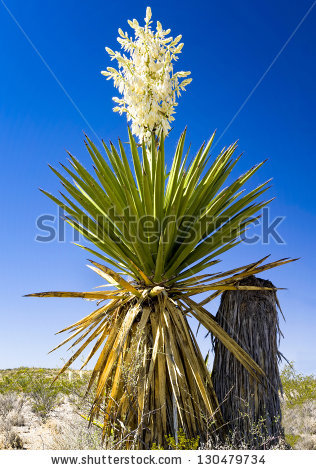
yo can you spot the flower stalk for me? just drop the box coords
[102,7,192,142]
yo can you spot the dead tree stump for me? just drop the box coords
[212,275,284,448]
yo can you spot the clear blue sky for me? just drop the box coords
[0,0,315,374]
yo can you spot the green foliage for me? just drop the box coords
[0,368,88,395]
[151,429,199,450]
[0,369,60,421]
[285,433,300,448]
[43,129,272,282]
[281,363,316,407]
[151,443,165,450]
[0,368,31,394]
[29,383,60,421]
[166,429,200,449]
[0,368,90,422]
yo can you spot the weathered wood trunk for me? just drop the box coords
[212,276,284,448]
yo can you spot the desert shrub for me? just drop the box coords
[202,428,287,450]
[7,410,25,427]
[29,384,60,421]
[57,373,92,410]
[282,399,316,447]
[280,363,316,407]
[0,429,24,450]
[0,393,25,429]
[296,435,316,450]
[0,368,33,394]
[151,416,288,450]
[57,375,89,396]
[0,393,24,419]
[0,375,13,394]
[152,429,200,450]
[285,433,300,448]
[200,407,287,451]
[26,373,61,421]
[280,363,316,449]
[0,368,90,394]
[0,368,91,422]
[0,407,24,450]
[2,369,61,421]
[49,415,109,450]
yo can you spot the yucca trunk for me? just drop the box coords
[211,276,284,448]
[88,293,223,449]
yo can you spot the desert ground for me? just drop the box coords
[0,367,315,450]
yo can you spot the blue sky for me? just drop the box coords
[0,0,315,374]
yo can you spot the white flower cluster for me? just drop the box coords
[101,7,192,142]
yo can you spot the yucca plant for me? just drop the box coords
[26,8,294,448]
[27,129,293,447]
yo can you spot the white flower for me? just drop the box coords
[101,7,192,142]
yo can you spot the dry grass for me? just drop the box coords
[0,393,25,423]
[48,415,109,450]
[0,393,26,449]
